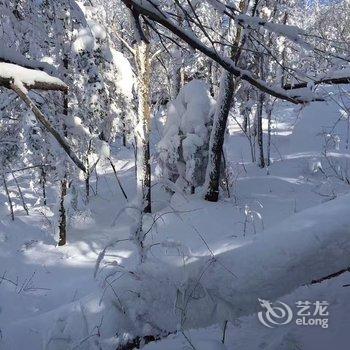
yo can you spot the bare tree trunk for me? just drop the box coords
[58,53,69,245]
[134,20,152,214]
[280,12,288,87]
[3,174,14,221]
[58,177,67,246]
[11,171,29,215]
[204,0,246,202]
[122,120,127,147]
[257,91,265,168]
[41,166,47,206]
[266,106,273,166]
[85,170,90,203]
[242,91,251,133]
[256,47,266,168]
[205,70,234,202]
[85,140,92,203]
[110,159,128,201]
[169,49,182,100]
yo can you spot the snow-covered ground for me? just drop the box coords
[1,90,350,349]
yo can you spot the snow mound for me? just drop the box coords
[88,20,107,40]
[72,28,95,54]
[158,79,216,189]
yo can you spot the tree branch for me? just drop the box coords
[120,0,307,104]
[0,62,68,92]
[11,83,86,173]
[0,75,68,91]
[284,76,350,90]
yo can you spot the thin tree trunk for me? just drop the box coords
[3,174,14,221]
[41,166,47,206]
[280,12,288,87]
[110,159,128,201]
[11,171,29,215]
[169,49,182,100]
[266,106,273,166]
[58,177,67,246]
[205,70,234,202]
[257,91,265,168]
[85,154,90,203]
[85,173,90,203]
[58,53,69,245]
[122,119,127,147]
[242,91,250,133]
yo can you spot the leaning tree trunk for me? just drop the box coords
[205,70,234,202]
[204,0,246,202]
[135,29,152,214]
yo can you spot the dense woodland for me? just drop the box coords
[1,0,350,349]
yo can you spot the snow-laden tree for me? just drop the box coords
[158,79,216,193]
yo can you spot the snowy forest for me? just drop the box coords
[1,0,350,349]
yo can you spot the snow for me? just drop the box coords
[110,49,134,99]
[87,20,107,41]
[2,85,350,349]
[158,79,216,189]
[124,0,311,103]
[205,0,226,14]
[321,67,350,80]
[236,14,304,42]
[0,62,66,90]
[2,1,350,346]
[72,28,95,54]
[0,42,54,72]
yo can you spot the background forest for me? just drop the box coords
[1,0,350,349]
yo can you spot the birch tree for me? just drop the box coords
[132,11,152,214]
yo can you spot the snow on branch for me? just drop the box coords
[284,68,350,90]
[0,50,84,171]
[121,0,313,104]
[0,42,56,72]
[0,62,67,92]
[10,83,86,173]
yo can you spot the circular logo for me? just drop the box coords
[258,298,293,328]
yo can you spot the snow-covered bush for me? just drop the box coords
[157,80,216,192]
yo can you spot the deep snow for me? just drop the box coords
[1,88,350,349]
